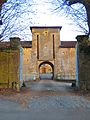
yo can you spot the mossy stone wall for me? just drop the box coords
[0,37,20,90]
[77,35,90,90]
[0,49,20,88]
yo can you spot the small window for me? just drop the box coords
[44,31,48,36]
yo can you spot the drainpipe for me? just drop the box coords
[76,44,79,87]
[19,47,23,87]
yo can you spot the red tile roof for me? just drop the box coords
[0,41,32,48]
[0,41,10,48]
[20,41,32,48]
[0,41,77,48]
[60,41,77,48]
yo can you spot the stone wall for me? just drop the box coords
[76,35,90,90]
[22,47,76,81]
[55,48,76,79]
[22,27,76,81]
[22,48,34,81]
[0,37,21,90]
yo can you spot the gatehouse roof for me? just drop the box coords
[30,26,62,32]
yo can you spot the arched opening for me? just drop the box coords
[39,61,54,80]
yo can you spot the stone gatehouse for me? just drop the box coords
[22,26,76,81]
[0,26,77,88]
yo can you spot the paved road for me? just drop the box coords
[40,73,53,80]
[0,80,90,120]
[27,80,73,92]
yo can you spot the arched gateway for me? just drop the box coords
[39,61,54,80]
[22,26,76,81]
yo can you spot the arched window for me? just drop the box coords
[39,61,54,80]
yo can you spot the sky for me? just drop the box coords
[30,0,84,41]
[1,0,87,41]
[33,12,81,41]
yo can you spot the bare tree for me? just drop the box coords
[68,0,90,34]
[0,0,7,25]
[0,0,36,41]
[0,0,7,10]
[49,0,90,35]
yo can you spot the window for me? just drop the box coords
[44,31,48,36]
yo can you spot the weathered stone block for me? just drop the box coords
[10,37,20,48]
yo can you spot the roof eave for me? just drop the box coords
[30,26,62,32]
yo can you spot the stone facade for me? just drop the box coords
[22,26,76,81]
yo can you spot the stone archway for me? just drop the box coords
[39,61,54,80]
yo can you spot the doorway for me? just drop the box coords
[39,61,54,80]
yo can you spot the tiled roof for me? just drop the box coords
[20,41,32,48]
[0,41,32,48]
[21,41,77,48]
[0,41,77,48]
[0,41,10,48]
[60,41,77,48]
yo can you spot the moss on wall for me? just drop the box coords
[0,49,20,89]
[77,35,90,90]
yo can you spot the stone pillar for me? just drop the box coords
[10,37,21,91]
[10,37,21,48]
[76,35,90,90]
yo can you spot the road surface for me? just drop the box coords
[0,80,90,120]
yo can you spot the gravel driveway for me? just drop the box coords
[0,80,90,120]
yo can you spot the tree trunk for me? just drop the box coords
[84,3,90,34]
[0,0,7,25]
[69,0,90,34]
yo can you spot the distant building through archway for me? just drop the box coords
[39,61,54,80]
